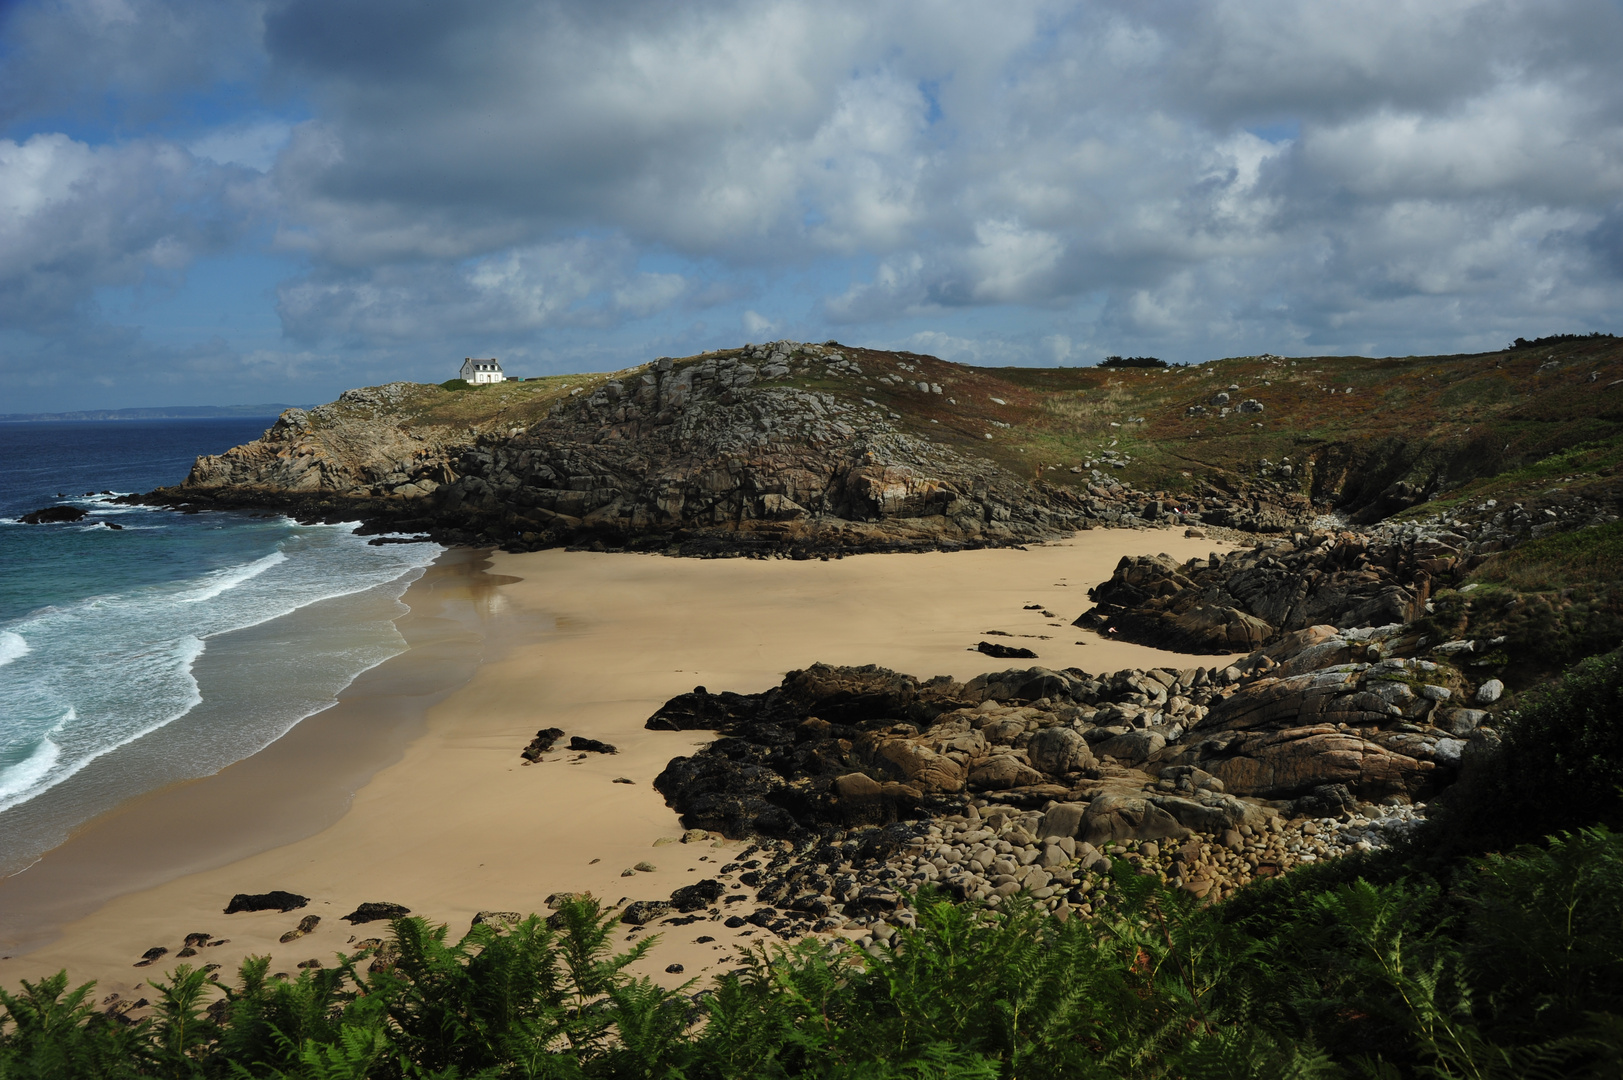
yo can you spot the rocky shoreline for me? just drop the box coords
[546,606,1500,942]
[122,342,1318,558]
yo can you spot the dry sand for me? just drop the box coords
[0,529,1244,1001]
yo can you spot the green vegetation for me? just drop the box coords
[438,379,472,392]
[7,654,1623,1079]
[1509,332,1618,350]
[1427,650,1623,858]
[1474,521,1623,592]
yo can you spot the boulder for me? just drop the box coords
[1148,793,1256,833]
[19,505,89,524]
[342,902,412,924]
[224,890,309,914]
[1443,708,1488,736]
[669,879,725,912]
[977,641,1038,659]
[1092,729,1165,765]
[1202,726,1433,799]
[471,911,522,928]
[1476,679,1505,704]
[1026,727,1097,777]
[1081,795,1191,845]
[1289,783,1357,819]
[521,727,565,761]
[1038,802,1087,840]
[968,755,1046,790]
[621,901,671,925]
[871,738,967,792]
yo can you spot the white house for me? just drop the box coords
[459,357,506,384]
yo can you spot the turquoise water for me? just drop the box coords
[0,420,440,864]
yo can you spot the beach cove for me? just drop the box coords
[0,529,1241,999]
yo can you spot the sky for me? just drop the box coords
[2,0,1622,412]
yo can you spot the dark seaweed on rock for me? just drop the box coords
[223,891,308,914]
[342,901,411,924]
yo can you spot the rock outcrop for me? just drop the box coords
[151,346,1090,555]
[1075,530,1437,653]
[644,626,1495,846]
[139,342,1313,556]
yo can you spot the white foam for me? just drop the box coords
[0,527,440,816]
[181,551,288,603]
[0,640,205,814]
[0,712,67,805]
[0,631,27,667]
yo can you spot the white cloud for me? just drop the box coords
[0,133,262,329]
[277,237,691,341]
[4,0,1623,409]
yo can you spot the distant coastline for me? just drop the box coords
[0,405,307,423]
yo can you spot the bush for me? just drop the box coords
[1428,649,1623,857]
[8,844,1623,1079]
[1508,332,1617,350]
[1099,355,1167,369]
[439,378,471,391]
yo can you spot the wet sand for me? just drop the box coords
[0,530,1243,998]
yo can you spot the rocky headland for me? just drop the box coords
[130,342,1315,556]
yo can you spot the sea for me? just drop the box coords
[0,419,441,875]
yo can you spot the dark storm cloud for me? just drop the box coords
[0,0,265,127]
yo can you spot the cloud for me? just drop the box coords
[0,132,264,330]
[0,0,266,127]
[6,0,1623,413]
[276,236,691,342]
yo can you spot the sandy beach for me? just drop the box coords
[0,529,1245,1000]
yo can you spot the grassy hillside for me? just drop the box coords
[322,336,1623,521]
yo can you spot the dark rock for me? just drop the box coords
[669,878,725,912]
[977,641,1038,659]
[19,505,88,524]
[279,915,321,943]
[224,890,309,914]
[665,963,685,974]
[521,727,565,761]
[1290,783,1358,820]
[341,902,411,924]
[134,947,168,967]
[622,900,671,925]
[1077,538,1430,654]
[471,911,522,928]
[723,915,747,928]
[569,736,618,754]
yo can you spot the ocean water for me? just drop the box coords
[0,420,441,871]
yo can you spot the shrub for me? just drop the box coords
[439,378,471,391]
[1508,332,1617,350]
[6,853,1623,1078]
[1427,649,1623,858]
[1099,355,1167,369]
